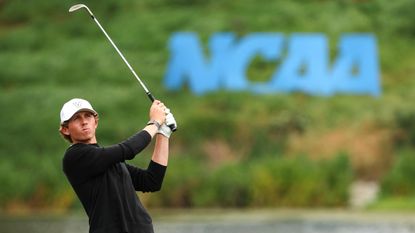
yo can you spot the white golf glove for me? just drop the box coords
[158,110,177,138]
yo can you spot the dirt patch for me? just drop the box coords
[287,123,394,180]
[202,139,243,167]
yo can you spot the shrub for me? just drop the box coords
[380,150,415,197]
[249,154,352,207]
[147,154,353,208]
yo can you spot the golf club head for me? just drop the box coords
[69,4,93,17]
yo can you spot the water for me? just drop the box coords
[2,209,415,233]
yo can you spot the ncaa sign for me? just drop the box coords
[164,33,380,96]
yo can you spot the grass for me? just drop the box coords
[369,197,415,211]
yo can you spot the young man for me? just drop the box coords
[59,98,176,233]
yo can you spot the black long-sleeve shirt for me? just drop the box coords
[62,130,166,233]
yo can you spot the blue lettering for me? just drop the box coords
[164,32,381,96]
[271,34,330,95]
[331,34,380,96]
[224,33,284,91]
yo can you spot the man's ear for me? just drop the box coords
[60,126,70,136]
[94,116,99,128]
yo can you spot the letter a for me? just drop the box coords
[331,34,380,96]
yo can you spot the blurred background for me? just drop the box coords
[1,0,415,232]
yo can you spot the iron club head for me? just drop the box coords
[69,4,94,17]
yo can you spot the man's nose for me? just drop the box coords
[80,117,88,125]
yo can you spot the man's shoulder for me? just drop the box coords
[67,143,99,151]
[63,143,98,161]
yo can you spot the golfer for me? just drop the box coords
[59,98,176,233]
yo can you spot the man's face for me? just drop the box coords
[63,111,98,144]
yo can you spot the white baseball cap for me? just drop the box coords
[60,98,98,124]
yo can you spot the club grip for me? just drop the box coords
[147,92,155,102]
[169,124,177,132]
[147,92,177,132]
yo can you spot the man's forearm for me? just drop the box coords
[151,134,169,166]
[121,130,152,160]
[144,123,159,138]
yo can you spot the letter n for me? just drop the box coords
[164,32,234,94]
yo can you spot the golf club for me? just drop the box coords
[69,4,177,131]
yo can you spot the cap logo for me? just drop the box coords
[73,100,83,108]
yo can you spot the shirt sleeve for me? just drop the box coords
[125,160,167,192]
[63,130,152,185]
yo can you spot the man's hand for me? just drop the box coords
[164,108,177,132]
[157,111,177,138]
[149,100,166,125]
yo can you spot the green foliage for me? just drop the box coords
[249,154,352,207]
[373,150,415,210]
[391,111,415,147]
[151,154,352,208]
[150,156,206,207]
[379,150,415,197]
[192,162,253,207]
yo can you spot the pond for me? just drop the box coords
[2,209,415,233]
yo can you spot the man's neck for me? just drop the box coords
[72,137,97,144]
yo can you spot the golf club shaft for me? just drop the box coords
[89,14,155,102]
[69,4,177,131]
